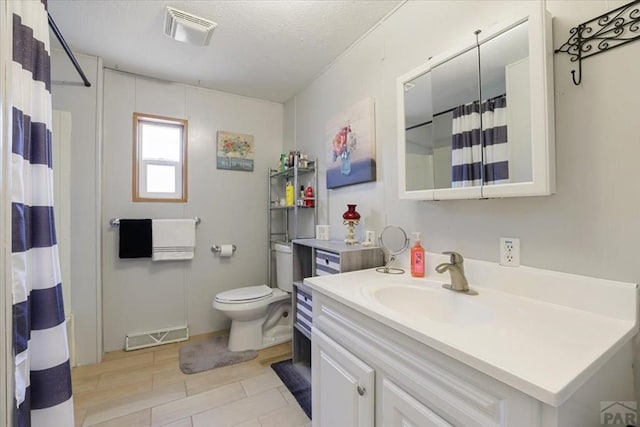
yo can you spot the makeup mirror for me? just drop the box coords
[376,225,409,274]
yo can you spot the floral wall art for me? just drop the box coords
[216,131,254,171]
[326,98,376,188]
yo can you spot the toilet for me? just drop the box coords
[213,243,293,352]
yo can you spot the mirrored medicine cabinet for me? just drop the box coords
[397,4,555,200]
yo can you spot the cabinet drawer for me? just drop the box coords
[315,249,340,275]
[296,288,313,335]
[382,378,453,427]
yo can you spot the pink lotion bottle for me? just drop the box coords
[411,232,425,277]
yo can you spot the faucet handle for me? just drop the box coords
[442,251,463,265]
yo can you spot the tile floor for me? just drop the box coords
[72,332,310,427]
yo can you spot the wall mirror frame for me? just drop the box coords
[396,3,555,201]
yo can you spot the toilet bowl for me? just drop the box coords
[213,243,293,352]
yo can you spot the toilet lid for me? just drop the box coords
[215,284,273,303]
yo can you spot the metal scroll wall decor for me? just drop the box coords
[555,0,640,85]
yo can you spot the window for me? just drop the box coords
[133,113,188,202]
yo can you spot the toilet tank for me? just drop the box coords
[274,243,293,293]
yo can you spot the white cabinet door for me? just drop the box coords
[382,378,453,427]
[312,328,374,427]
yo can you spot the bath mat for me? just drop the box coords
[179,335,257,374]
[271,359,312,419]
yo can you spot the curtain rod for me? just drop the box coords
[406,93,506,131]
[47,13,91,88]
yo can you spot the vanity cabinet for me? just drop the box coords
[311,292,540,427]
[312,328,374,427]
[397,2,554,200]
[308,261,638,427]
[313,327,453,427]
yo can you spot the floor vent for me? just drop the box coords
[125,325,189,351]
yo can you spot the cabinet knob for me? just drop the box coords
[357,385,366,396]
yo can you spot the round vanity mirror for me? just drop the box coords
[376,225,409,274]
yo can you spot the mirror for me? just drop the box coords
[398,7,554,200]
[431,46,481,189]
[480,21,530,185]
[404,72,435,191]
[376,225,409,274]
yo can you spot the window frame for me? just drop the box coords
[133,112,188,203]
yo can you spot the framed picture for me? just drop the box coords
[326,98,376,188]
[216,131,254,171]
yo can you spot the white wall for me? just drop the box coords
[285,0,640,284]
[102,70,283,351]
[51,50,102,366]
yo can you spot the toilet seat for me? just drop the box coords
[215,284,273,304]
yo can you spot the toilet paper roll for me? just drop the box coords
[219,244,234,257]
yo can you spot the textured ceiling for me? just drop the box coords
[48,0,403,103]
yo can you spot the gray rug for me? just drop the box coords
[179,335,258,374]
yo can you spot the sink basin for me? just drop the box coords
[365,283,493,325]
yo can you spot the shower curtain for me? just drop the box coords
[11,1,74,426]
[451,101,482,187]
[451,95,509,187]
[481,95,509,185]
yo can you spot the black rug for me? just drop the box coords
[271,359,312,419]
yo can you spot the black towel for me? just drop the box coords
[118,219,152,258]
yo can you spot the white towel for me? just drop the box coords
[152,219,196,261]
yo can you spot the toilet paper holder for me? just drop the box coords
[211,244,237,254]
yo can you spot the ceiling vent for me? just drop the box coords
[163,6,217,46]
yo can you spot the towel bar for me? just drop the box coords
[110,217,201,227]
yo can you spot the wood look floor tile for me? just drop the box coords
[97,358,176,390]
[70,334,303,427]
[150,382,246,426]
[240,370,283,396]
[255,342,292,366]
[82,382,186,426]
[191,388,287,427]
[75,407,87,427]
[154,346,179,363]
[159,417,193,427]
[73,352,155,378]
[185,362,267,396]
[96,370,153,391]
[232,419,260,427]
[258,404,310,427]
[90,409,150,427]
[75,378,153,412]
[101,345,159,362]
[72,374,100,393]
[277,385,297,405]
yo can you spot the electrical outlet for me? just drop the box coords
[500,237,520,267]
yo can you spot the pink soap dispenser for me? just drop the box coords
[411,232,425,278]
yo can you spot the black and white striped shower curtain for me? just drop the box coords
[451,101,482,187]
[481,96,509,185]
[11,1,74,425]
[451,95,509,187]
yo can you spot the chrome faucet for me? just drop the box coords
[435,251,477,295]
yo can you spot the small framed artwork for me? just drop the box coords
[216,131,254,171]
[326,97,376,189]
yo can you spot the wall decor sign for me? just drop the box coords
[326,97,376,188]
[216,131,254,171]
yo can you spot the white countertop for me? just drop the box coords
[305,255,638,407]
